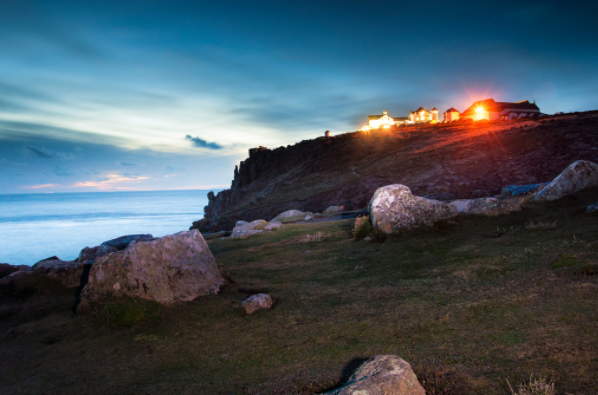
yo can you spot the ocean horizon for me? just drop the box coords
[0,189,214,266]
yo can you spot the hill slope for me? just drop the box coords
[195,112,598,232]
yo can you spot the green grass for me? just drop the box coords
[1,188,598,394]
[95,297,162,330]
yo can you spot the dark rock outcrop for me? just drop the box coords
[0,263,31,279]
[32,257,84,288]
[101,234,154,251]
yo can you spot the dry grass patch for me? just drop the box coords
[525,220,558,230]
[507,376,555,395]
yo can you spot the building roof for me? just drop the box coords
[461,99,539,116]
[411,107,429,113]
[444,107,460,114]
[432,107,438,111]
[394,117,409,121]
[368,115,385,120]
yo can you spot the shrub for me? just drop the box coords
[300,232,325,243]
[551,254,579,269]
[507,375,555,395]
[353,216,373,240]
[96,297,162,330]
[525,220,557,230]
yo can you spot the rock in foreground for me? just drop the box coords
[321,355,425,395]
[271,209,305,221]
[369,184,457,235]
[241,293,273,315]
[78,245,118,264]
[0,263,31,279]
[532,160,598,202]
[231,219,268,239]
[80,230,225,308]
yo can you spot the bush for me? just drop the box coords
[507,375,555,395]
[96,297,162,330]
[353,216,373,240]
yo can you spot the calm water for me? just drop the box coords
[0,190,211,266]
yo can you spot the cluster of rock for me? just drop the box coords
[1,231,227,313]
[369,160,598,236]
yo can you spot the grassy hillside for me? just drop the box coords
[2,188,598,394]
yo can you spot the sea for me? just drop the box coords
[0,190,212,266]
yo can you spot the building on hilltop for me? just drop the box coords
[460,99,540,121]
[443,107,461,122]
[360,110,406,131]
[409,107,439,124]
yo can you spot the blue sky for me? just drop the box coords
[1,0,597,193]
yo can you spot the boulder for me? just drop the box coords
[324,206,343,213]
[0,263,32,279]
[101,234,154,251]
[369,184,458,235]
[80,230,225,307]
[271,210,305,221]
[532,160,598,202]
[235,220,249,227]
[500,183,548,199]
[231,219,268,239]
[423,192,456,201]
[588,202,598,213]
[450,197,524,216]
[78,245,118,264]
[264,221,282,231]
[321,355,425,395]
[33,257,84,288]
[241,293,273,315]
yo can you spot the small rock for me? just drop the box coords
[369,184,458,235]
[324,206,342,213]
[231,219,269,238]
[235,220,249,227]
[78,245,118,264]
[33,257,84,288]
[422,192,456,201]
[0,263,32,279]
[101,234,154,251]
[363,236,372,242]
[241,293,273,315]
[320,355,425,395]
[532,160,598,202]
[271,210,305,221]
[500,183,548,198]
[450,197,524,216]
[265,221,282,230]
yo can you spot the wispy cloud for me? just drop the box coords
[119,160,137,166]
[26,145,77,160]
[22,183,61,189]
[185,135,223,150]
[72,174,149,189]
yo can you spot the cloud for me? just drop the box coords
[185,135,223,150]
[119,160,137,166]
[22,183,61,189]
[25,145,77,160]
[52,165,74,177]
[164,165,186,173]
[26,145,53,158]
[72,174,149,189]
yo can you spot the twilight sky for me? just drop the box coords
[1,0,597,194]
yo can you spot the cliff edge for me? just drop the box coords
[194,112,598,232]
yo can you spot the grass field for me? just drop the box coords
[1,188,598,394]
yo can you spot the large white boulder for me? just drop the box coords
[79,230,225,307]
[369,184,457,235]
[532,160,598,202]
[450,197,524,216]
[321,355,425,395]
[323,206,342,213]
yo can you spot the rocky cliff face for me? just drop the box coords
[194,112,598,232]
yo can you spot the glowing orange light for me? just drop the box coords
[382,124,390,129]
[475,106,484,114]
